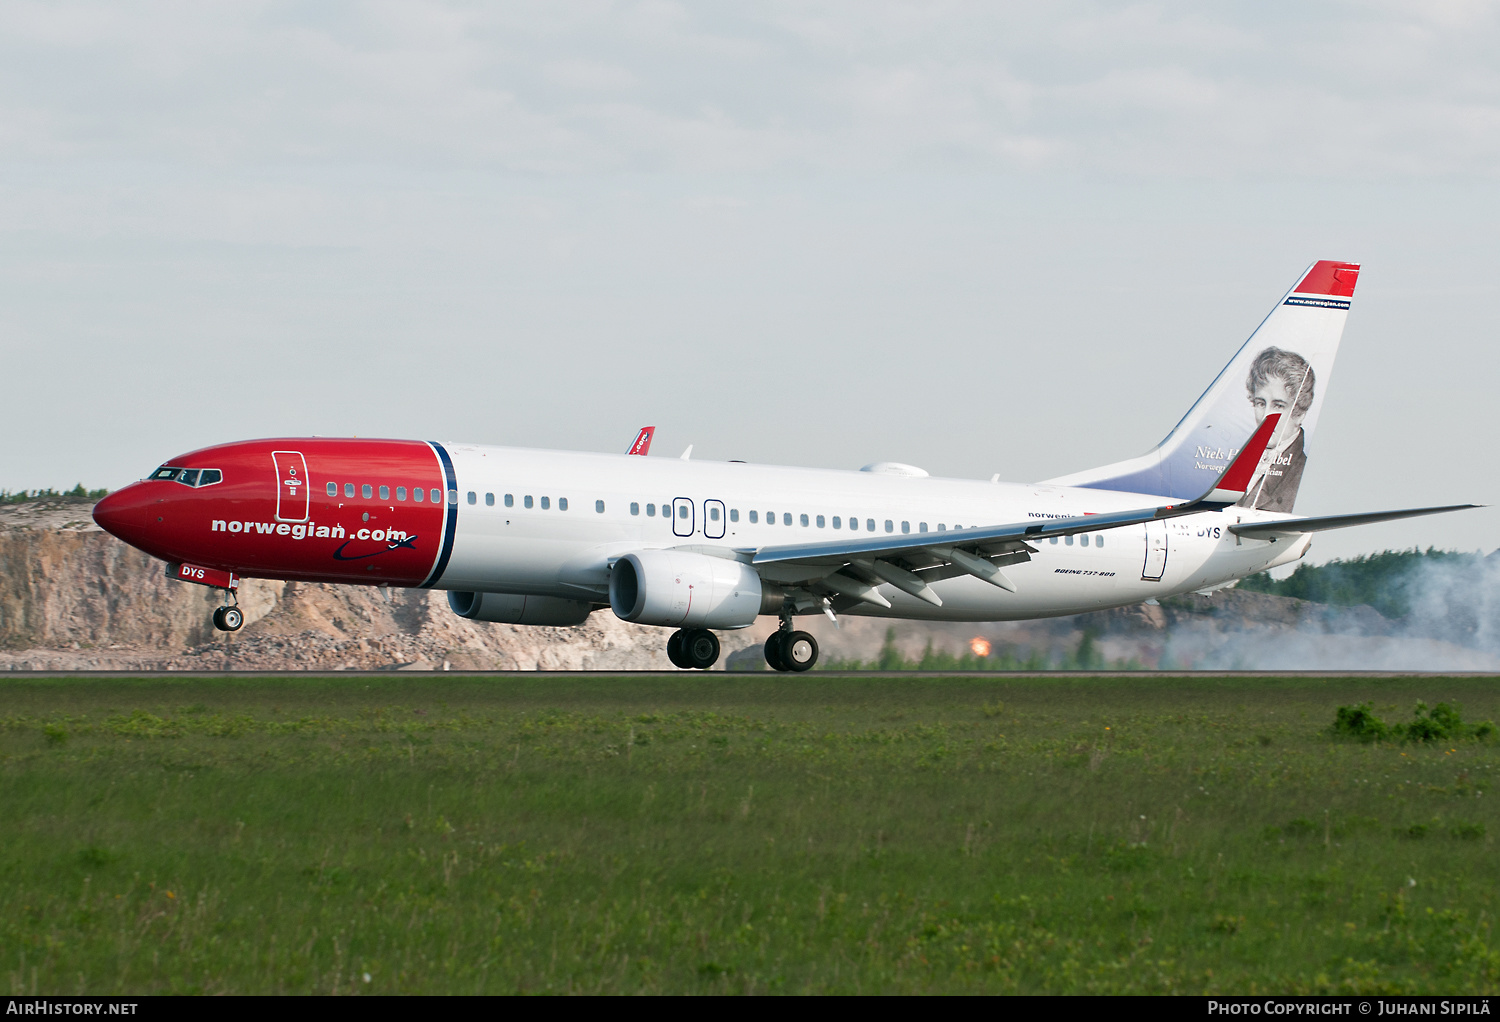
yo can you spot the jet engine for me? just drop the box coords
[447,591,594,626]
[609,550,770,629]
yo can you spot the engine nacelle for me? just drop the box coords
[609,550,766,629]
[447,591,594,626]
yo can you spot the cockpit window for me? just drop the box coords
[149,466,222,487]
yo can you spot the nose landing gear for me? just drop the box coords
[212,601,243,632]
[666,628,720,669]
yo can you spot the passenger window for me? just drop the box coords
[919,523,927,533]
[678,505,688,519]
[730,509,739,522]
[505,494,513,507]
[447,490,458,505]
[630,502,640,516]
[397,486,406,501]
[885,520,894,533]
[646,503,655,516]
[595,500,604,513]
[832,516,841,529]
[816,515,825,528]
[380,485,390,501]
[1097,535,1105,548]
[524,495,534,509]
[467,491,476,505]
[559,498,568,511]
[749,510,758,523]
[1050,536,1059,545]
[485,493,494,506]
[345,483,355,498]
[766,511,775,525]
[1079,534,1089,547]
[867,519,876,532]
[362,484,373,499]
[937,523,946,532]
[901,521,910,534]
[414,487,424,502]
[800,514,809,527]
[327,482,337,497]
[1065,535,1073,546]
[710,506,720,521]
[783,513,792,526]
[198,470,221,486]
[541,496,551,510]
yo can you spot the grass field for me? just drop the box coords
[2,673,1498,995]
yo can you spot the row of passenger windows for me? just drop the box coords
[620,502,965,534]
[322,483,1104,545]
[327,481,457,504]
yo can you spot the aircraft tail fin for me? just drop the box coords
[1044,260,1359,513]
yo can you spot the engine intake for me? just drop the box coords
[609,550,769,629]
[447,591,593,626]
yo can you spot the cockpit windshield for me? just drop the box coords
[149,466,222,487]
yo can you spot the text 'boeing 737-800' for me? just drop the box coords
[92,260,1476,671]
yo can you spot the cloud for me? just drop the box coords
[1,2,1498,177]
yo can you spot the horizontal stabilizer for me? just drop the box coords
[1228,505,1481,538]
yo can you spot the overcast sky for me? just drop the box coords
[3,1,1498,562]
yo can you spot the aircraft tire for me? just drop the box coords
[212,607,226,631]
[682,628,720,670]
[666,629,688,669]
[763,631,789,672]
[220,606,244,632]
[783,631,817,672]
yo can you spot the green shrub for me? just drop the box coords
[1329,701,1489,744]
[1329,703,1389,742]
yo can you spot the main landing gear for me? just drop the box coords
[667,628,720,670]
[212,601,243,632]
[764,625,818,672]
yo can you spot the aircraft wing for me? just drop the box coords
[1228,505,1480,538]
[738,415,1285,608]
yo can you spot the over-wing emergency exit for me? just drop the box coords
[92,261,1476,670]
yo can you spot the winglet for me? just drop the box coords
[1193,414,1280,508]
[626,426,655,456]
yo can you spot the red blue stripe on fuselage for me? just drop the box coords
[92,438,453,587]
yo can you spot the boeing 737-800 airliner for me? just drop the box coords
[92,260,1474,671]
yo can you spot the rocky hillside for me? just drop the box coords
[1,498,1494,672]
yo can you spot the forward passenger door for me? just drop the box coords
[672,497,695,537]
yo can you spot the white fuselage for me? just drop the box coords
[435,444,1308,623]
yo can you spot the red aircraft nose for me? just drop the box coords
[91,483,161,546]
